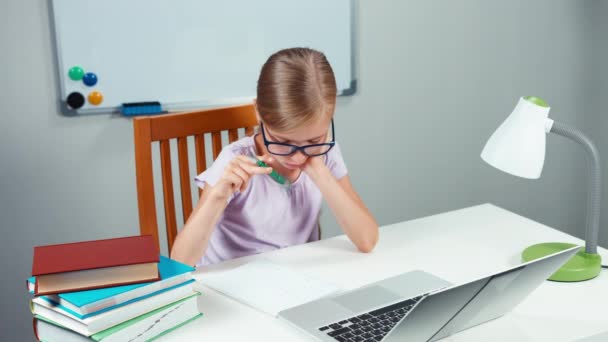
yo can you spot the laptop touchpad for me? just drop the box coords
[333,286,401,313]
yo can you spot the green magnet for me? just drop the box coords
[68,66,85,81]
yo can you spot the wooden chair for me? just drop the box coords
[133,104,258,253]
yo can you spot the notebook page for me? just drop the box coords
[201,259,341,316]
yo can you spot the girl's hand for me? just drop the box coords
[210,155,273,200]
[301,155,329,181]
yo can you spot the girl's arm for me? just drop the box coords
[171,155,273,265]
[170,186,228,266]
[303,157,379,252]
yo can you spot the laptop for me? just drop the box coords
[278,245,580,342]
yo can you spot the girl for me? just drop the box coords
[171,48,378,266]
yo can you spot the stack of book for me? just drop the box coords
[27,235,202,341]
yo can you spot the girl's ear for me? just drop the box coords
[252,98,262,123]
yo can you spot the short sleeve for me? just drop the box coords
[325,142,348,180]
[194,146,236,189]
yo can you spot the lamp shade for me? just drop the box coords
[481,97,552,179]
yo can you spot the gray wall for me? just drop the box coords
[1,0,605,340]
[585,0,608,255]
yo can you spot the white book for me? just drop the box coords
[34,294,201,342]
[201,259,341,317]
[31,284,197,336]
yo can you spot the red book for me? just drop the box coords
[31,235,160,295]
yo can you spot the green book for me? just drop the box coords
[35,293,202,342]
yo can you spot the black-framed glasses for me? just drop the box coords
[260,119,335,156]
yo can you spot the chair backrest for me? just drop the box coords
[133,104,258,252]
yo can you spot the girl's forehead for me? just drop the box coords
[270,116,331,141]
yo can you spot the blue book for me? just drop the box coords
[28,256,195,318]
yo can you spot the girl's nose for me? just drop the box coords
[291,150,308,164]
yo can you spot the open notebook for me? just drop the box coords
[201,259,341,316]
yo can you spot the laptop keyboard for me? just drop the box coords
[318,295,423,342]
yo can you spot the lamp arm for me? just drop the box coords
[548,120,602,255]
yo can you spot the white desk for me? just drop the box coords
[159,204,608,341]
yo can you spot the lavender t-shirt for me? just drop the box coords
[194,135,347,266]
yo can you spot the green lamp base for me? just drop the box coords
[522,242,602,282]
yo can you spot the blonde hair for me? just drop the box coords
[256,47,337,131]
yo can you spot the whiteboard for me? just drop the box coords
[50,0,356,115]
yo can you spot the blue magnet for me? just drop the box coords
[82,72,98,86]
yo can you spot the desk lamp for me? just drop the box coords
[481,96,602,282]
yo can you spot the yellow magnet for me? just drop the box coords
[88,91,103,105]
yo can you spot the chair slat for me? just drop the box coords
[194,134,207,197]
[159,140,178,252]
[245,126,254,136]
[228,129,239,143]
[133,117,160,250]
[211,131,222,159]
[177,137,193,223]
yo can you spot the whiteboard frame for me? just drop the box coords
[48,0,358,116]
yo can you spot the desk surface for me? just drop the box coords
[158,204,608,342]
